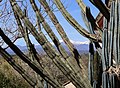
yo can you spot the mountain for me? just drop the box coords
[55,40,89,54]
[6,45,28,55]
[6,40,89,55]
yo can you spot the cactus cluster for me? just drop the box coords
[0,0,120,88]
[102,1,120,88]
[87,0,120,88]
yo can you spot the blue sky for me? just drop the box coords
[14,0,101,46]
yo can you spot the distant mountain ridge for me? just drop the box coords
[6,40,89,55]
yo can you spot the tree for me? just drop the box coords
[0,0,120,88]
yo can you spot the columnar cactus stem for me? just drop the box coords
[114,2,119,64]
[102,28,108,71]
[102,72,110,88]
[109,1,115,67]
[88,42,94,86]
[118,3,120,64]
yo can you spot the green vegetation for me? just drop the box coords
[0,58,31,88]
[0,54,89,87]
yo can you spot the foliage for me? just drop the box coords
[0,58,31,88]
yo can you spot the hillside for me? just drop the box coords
[0,52,89,87]
[0,57,31,88]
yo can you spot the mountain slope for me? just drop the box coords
[6,40,89,55]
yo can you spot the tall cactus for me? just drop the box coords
[87,0,120,88]
[0,0,120,88]
[76,0,120,87]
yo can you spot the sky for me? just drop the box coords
[14,0,101,46]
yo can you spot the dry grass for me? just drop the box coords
[0,53,89,87]
[0,57,31,88]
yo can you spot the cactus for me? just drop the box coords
[102,28,108,71]
[102,72,110,88]
[114,1,119,64]
[109,73,117,88]
[88,42,94,85]
[118,3,120,64]
[109,1,115,67]
[89,0,110,20]
[0,0,120,88]
[93,81,97,88]
[81,0,120,88]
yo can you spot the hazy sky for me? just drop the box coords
[14,0,101,46]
